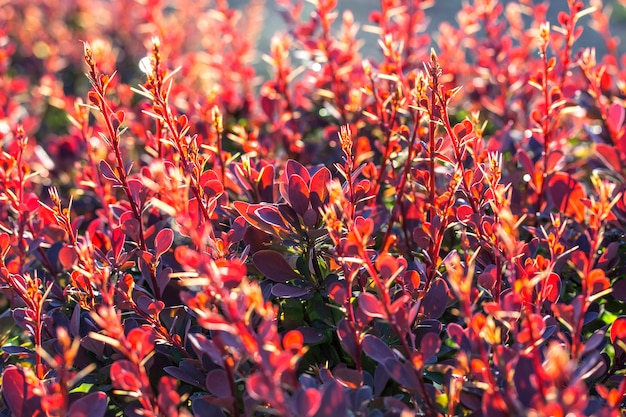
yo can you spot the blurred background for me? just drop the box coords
[230,0,626,64]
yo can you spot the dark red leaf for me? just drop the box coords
[127,178,144,209]
[255,205,291,231]
[478,265,497,292]
[612,279,626,302]
[286,159,311,183]
[333,366,363,390]
[253,250,302,282]
[453,120,473,139]
[287,174,310,216]
[1,365,43,417]
[257,164,275,202]
[99,160,119,183]
[383,358,420,389]
[545,150,564,172]
[68,392,108,417]
[588,269,610,297]
[583,329,607,355]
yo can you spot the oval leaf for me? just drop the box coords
[253,250,302,282]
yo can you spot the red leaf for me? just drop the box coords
[545,150,564,173]
[607,102,625,136]
[119,211,141,243]
[309,167,331,213]
[287,174,310,216]
[588,269,610,297]
[456,204,473,224]
[453,120,473,139]
[1,366,43,417]
[595,143,622,174]
[247,373,271,401]
[154,228,174,259]
[59,245,78,270]
[539,272,561,303]
[68,392,108,417]
[547,173,586,222]
[110,360,142,392]
[127,327,156,359]
[253,250,302,282]
[283,329,304,351]
[610,316,626,343]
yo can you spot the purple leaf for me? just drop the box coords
[359,292,386,319]
[253,250,302,282]
[419,332,441,361]
[271,283,311,298]
[68,392,108,417]
[315,380,347,417]
[206,369,232,397]
[420,278,449,319]
[99,159,119,183]
[337,318,358,362]
[293,388,322,417]
[192,398,228,417]
[361,334,395,364]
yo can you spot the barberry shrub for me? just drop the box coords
[0,0,625,416]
